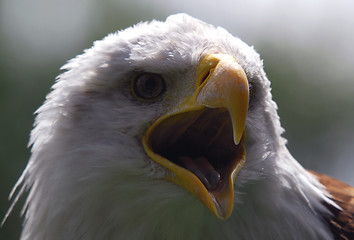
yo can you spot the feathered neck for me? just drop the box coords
[11,87,336,240]
[14,135,335,240]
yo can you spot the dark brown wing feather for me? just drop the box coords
[309,171,354,240]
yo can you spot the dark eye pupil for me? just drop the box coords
[248,82,253,92]
[133,73,165,100]
[145,78,157,91]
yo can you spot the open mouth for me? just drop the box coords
[142,53,249,219]
[148,107,245,193]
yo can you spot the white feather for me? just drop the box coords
[6,13,336,240]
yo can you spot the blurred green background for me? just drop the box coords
[1,0,353,239]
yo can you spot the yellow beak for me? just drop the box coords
[143,54,249,219]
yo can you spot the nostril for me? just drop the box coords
[196,54,220,87]
[200,69,211,86]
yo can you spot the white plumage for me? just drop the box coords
[5,14,353,240]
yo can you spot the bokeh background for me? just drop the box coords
[1,0,353,238]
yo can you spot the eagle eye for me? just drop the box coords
[248,81,253,92]
[132,73,165,100]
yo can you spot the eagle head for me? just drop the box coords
[6,14,351,240]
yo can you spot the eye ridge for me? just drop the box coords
[132,73,166,101]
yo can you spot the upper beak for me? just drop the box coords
[143,54,249,219]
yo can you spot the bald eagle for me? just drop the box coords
[4,14,354,240]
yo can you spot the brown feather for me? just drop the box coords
[309,171,354,240]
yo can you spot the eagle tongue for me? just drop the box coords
[179,156,221,190]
